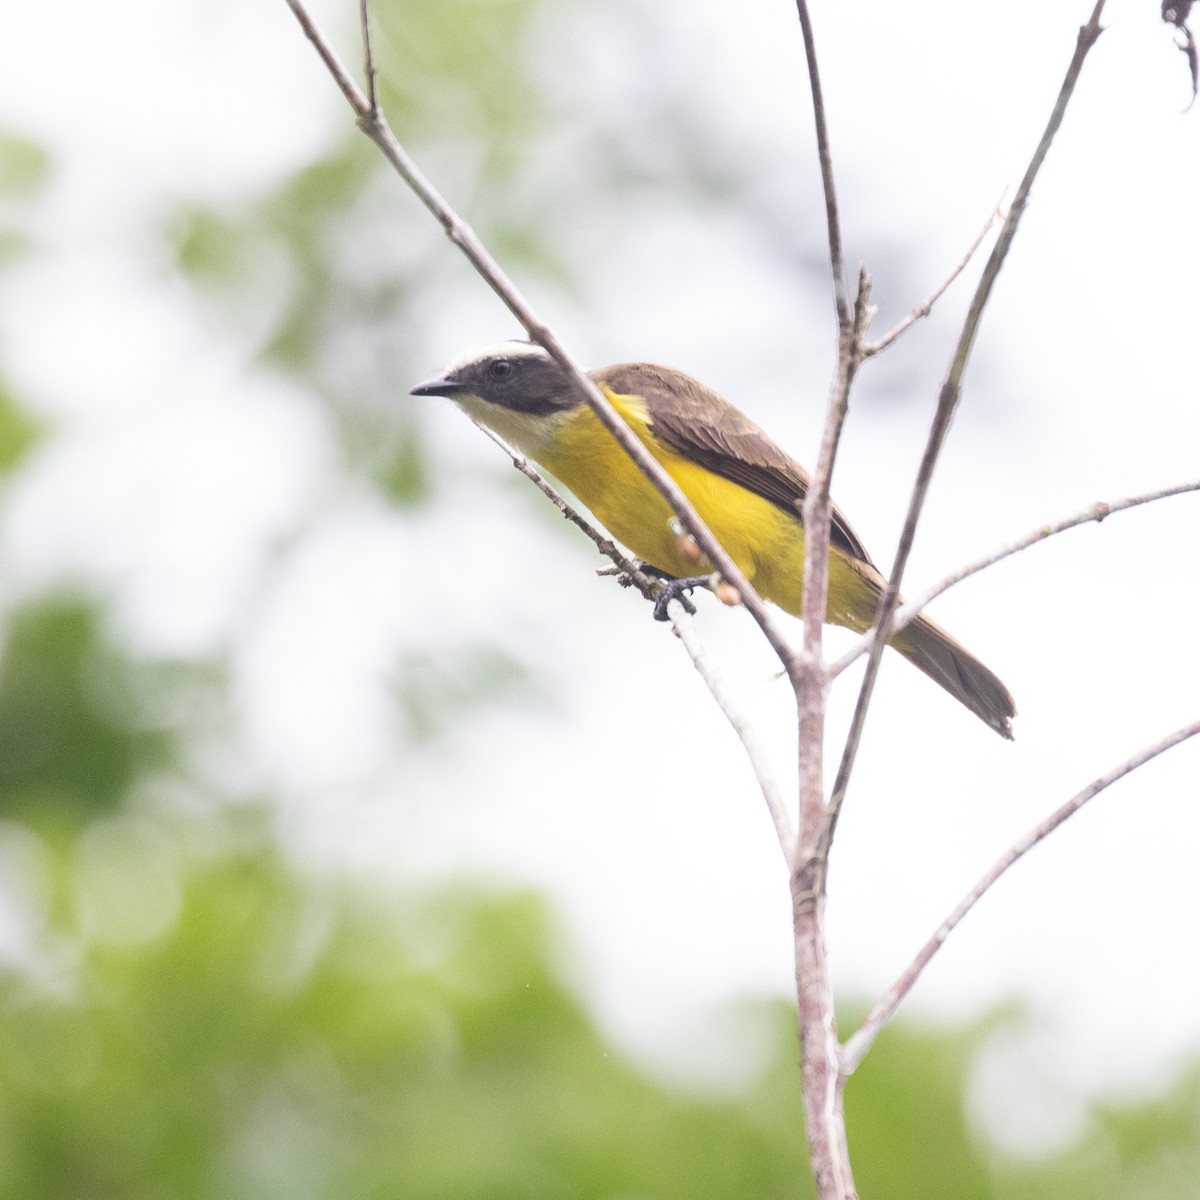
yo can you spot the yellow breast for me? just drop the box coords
[467,387,875,630]
[534,394,849,617]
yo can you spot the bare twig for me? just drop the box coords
[281,0,796,674]
[841,717,1200,1073]
[468,420,661,602]
[829,478,1200,679]
[481,410,797,866]
[795,267,872,869]
[794,0,850,330]
[863,202,1004,356]
[668,602,796,863]
[286,0,369,111]
[823,1,1109,855]
[358,0,378,112]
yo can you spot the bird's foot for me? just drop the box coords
[650,574,715,621]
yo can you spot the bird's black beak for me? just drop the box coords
[410,374,465,398]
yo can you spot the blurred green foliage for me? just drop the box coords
[0,813,965,1200]
[0,129,49,196]
[0,126,46,466]
[0,385,38,472]
[170,0,571,508]
[0,126,50,267]
[846,1016,994,1199]
[0,826,820,1200]
[165,0,810,514]
[0,805,1199,1199]
[0,599,173,829]
[0,576,1193,1198]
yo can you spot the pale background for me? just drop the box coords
[0,0,1197,1160]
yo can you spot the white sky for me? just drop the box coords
[1,0,1198,1159]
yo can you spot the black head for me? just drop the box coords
[410,341,579,415]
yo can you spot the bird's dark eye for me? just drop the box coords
[488,359,513,381]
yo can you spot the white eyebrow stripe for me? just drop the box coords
[445,340,553,374]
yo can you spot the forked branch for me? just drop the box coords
[842,718,1200,1073]
[823,1,1110,855]
[828,478,1200,678]
[863,203,1003,356]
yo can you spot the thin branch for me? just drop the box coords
[474,428,797,863]
[794,0,850,330]
[828,478,1200,679]
[823,1,1109,855]
[478,411,797,863]
[841,717,1200,1074]
[795,267,872,866]
[669,602,797,863]
[477,426,799,865]
[789,9,863,1195]
[468,420,660,602]
[359,0,378,112]
[863,202,1004,356]
[282,0,796,674]
[286,0,369,113]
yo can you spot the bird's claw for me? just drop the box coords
[651,574,714,621]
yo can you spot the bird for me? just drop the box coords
[411,340,1015,738]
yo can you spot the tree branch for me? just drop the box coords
[794,0,851,330]
[829,478,1200,678]
[841,717,1200,1073]
[823,1,1109,854]
[668,602,796,863]
[467,420,661,603]
[790,6,864,1195]
[795,268,872,870]
[358,0,378,112]
[281,0,797,674]
[863,201,1003,356]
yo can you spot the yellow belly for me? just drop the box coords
[536,396,879,631]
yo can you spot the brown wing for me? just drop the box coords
[593,362,874,566]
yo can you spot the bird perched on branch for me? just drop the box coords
[412,341,1015,739]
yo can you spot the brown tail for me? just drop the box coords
[891,613,1016,739]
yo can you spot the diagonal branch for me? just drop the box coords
[822,1,1110,857]
[828,478,1200,678]
[795,268,871,865]
[473,426,796,862]
[863,202,1003,356]
[669,603,796,863]
[358,0,378,112]
[841,717,1200,1074]
[472,428,795,861]
[281,0,796,674]
[468,420,660,602]
[794,0,851,331]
